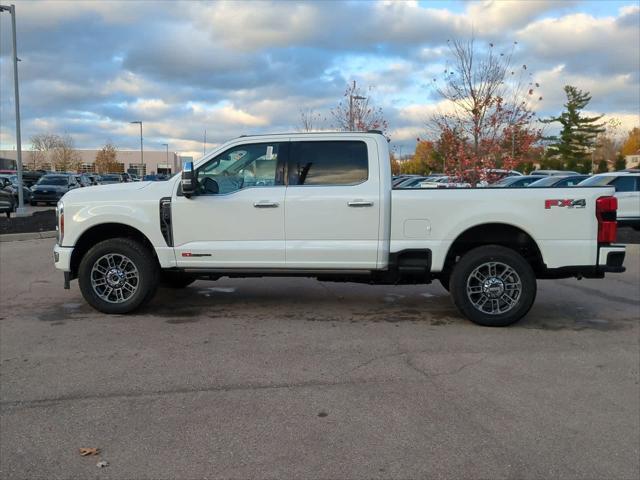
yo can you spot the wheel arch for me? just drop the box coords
[69,223,157,278]
[443,223,545,275]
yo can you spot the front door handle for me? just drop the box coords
[348,200,374,207]
[254,200,279,208]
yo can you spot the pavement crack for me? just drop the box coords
[404,354,487,379]
[0,378,400,411]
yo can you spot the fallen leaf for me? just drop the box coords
[79,448,100,456]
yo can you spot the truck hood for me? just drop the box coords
[61,180,173,204]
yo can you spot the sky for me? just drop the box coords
[0,0,639,159]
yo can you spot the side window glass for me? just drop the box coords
[196,143,284,195]
[612,176,636,192]
[288,141,368,186]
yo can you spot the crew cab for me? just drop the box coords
[53,132,626,326]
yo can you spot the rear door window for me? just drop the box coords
[288,141,368,186]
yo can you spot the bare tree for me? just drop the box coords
[51,134,81,172]
[298,108,325,132]
[331,81,388,134]
[29,133,81,172]
[29,133,59,170]
[95,142,119,173]
[429,38,541,176]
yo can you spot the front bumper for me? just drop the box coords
[54,243,73,271]
[32,191,63,203]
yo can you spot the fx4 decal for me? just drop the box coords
[545,198,586,209]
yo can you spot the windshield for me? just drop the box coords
[529,176,564,187]
[578,175,613,187]
[102,175,120,181]
[37,176,68,186]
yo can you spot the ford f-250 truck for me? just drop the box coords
[53,132,626,326]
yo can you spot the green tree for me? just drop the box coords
[542,85,605,173]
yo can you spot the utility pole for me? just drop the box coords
[348,80,366,131]
[1,4,26,215]
[203,130,207,156]
[129,121,143,175]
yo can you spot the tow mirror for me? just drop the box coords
[181,161,196,197]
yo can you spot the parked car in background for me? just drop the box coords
[530,169,580,176]
[100,173,124,184]
[528,175,589,188]
[395,176,430,188]
[0,174,33,203]
[578,172,640,229]
[87,174,101,185]
[21,170,46,188]
[0,188,16,218]
[74,174,92,187]
[31,174,80,205]
[493,175,542,188]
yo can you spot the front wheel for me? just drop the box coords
[450,245,536,327]
[78,238,159,314]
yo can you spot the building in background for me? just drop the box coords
[0,149,182,176]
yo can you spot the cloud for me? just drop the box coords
[1,0,638,157]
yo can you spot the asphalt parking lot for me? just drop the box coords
[1,238,638,479]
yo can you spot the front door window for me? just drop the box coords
[196,143,285,195]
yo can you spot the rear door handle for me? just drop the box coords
[253,200,279,208]
[348,200,374,207]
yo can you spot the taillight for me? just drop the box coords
[596,196,617,243]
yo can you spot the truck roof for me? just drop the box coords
[236,130,386,139]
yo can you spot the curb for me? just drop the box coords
[0,231,57,242]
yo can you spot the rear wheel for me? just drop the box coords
[78,238,159,314]
[450,245,536,327]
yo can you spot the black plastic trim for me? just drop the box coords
[159,197,173,247]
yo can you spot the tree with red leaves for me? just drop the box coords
[429,38,542,183]
[331,81,388,136]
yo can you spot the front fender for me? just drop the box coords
[63,201,164,248]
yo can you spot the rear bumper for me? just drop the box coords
[539,244,625,279]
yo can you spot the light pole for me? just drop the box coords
[348,80,366,131]
[1,4,26,215]
[129,121,143,176]
[161,143,169,174]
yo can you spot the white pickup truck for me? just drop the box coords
[53,132,626,326]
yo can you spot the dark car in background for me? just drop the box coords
[530,169,580,176]
[0,188,16,218]
[528,175,589,188]
[30,174,79,205]
[99,173,125,184]
[494,175,543,188]
[0,174,33,203]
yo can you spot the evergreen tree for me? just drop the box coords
[596,159,608,173]
[543,86,605,173]
[614,153,627,171]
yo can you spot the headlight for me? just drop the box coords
[56,201,64,244]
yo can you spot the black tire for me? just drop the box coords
[30,200,36,206]
[450,245,536,327]
[438,273,450,292]
[78,238,159,314]
[160,271,197,288]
